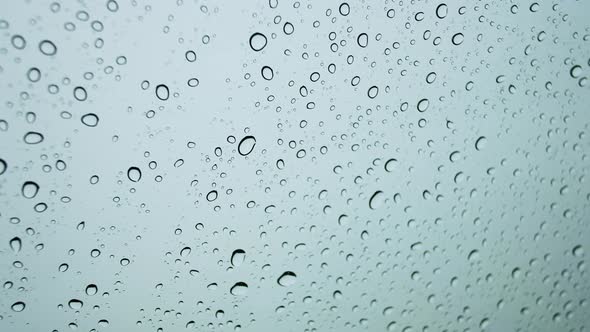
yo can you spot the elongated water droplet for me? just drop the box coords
[369,190,385,210]
[238,136,256,156]
[9,237,22,253]
[21,181,39,199]
[230,249,245,267]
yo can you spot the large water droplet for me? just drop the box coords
[11,301,25,312]
[475,136,487,151]
[180,246,191,257]
[238,136,256,156]
[23,131,44,144]
[9,237,22,253]
[127,167,142,182]
[230,282,248,296]
[277,271,297,286]
[81,113,99,127]
[369,190,385,210]
[230,249,245,267]
[249,32,268,52]
[155,84,169,101]
[85,284,98,296]
[68,299,83,310]
[21,181,39,199]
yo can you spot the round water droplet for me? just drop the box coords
[9,237,22,253]
[277,271,297,286]
[27,67,41,82]
[11,301,25,312]
[187,78,199,87]
[81,113,99,127]
[475,136,487,151]
[261,66,274,80]
[206,190,218,202]
[155,84,169,101]
[369,190,385,210]
[339,2,350,16]
[384,158,398,172]
[127,167,142,182]
[230,249,245,267]
[452,33,464,45]
[249,32,268,52]
[573,245,584,257]
[23,132,44,144]
[85,284,98,296]
[73,86,87,101]
[238,136,256,156]
[230,282,248,296]
[68,299,83,310]
[367,86,378,98]
[436,3,448,19]
[11,35,26,49]
[39,40,57,55]
[21,181,39,199]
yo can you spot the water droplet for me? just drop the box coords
[206,190,218,202]
[369,190,385,210]
[277,271,297,286]
[155,84,170,101]
[357,33,368,48]
[384,158,398,172]
[452,33,464,45]
[475,136,487,151]
[249,32,268,52]
[73,86,87,101]
[85,284,98,296]
[23,131,44,144]
[230,249,246,267]
[39,40,57,55]
[339,3,350,16]
[11,301,25,312]
[238,136,256,156]
[127,167,142,182]
[436,3,448,19]
[11,35,26,49]
[417,98,429,112]
[21,181,39,199]
[27,67,41,82]
[261,66,274,80]
[230,282,248,296]
[9,237,22,253]
[180,246,191,257]
[81,113,99,127]
[367,86,378,98]
[68,299,83,310]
